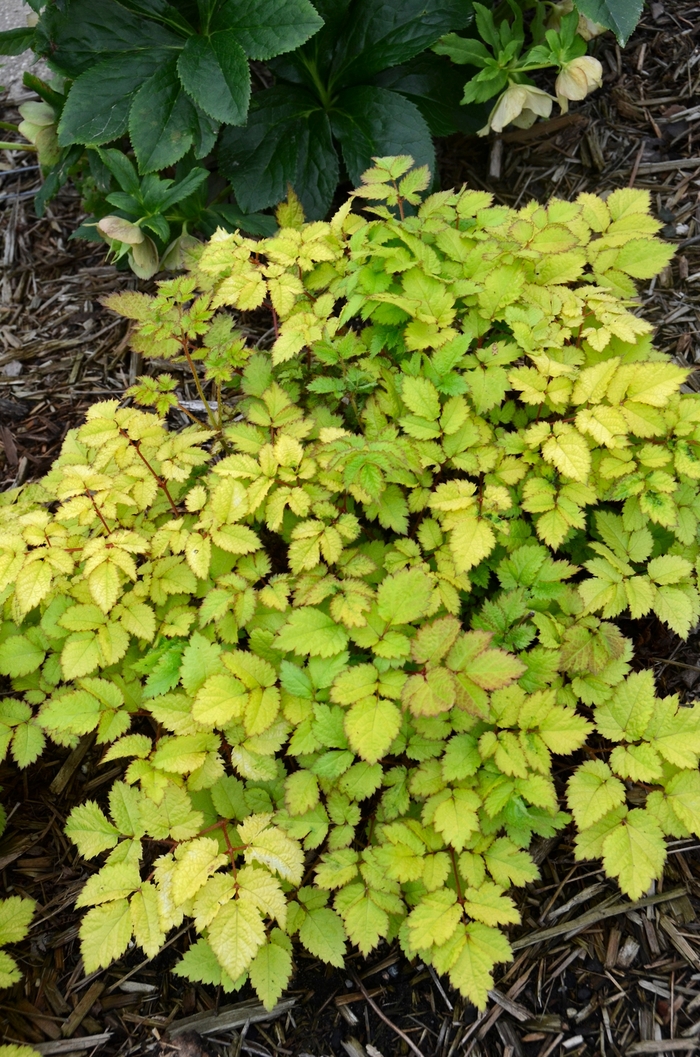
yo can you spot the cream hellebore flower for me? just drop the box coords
[478,84,554,136]
[97,216,145,244]
[555,55,603,112]
[546,0,606,40]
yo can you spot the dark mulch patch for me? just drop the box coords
[0,179,134,490]
[4,4,700,1056]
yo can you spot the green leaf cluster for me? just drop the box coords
[37,0,321,162]
[435,1,641,140]
[575,0,643,45]
[0,0,644,262]
[0,159,695,1011]
[0,0,482,262]
[218,0,479,219]
[569,669,700,900]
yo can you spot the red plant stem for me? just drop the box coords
[182,339,217,429]
[221,821,241,877]
[450,847,464,905]
[394,183,405,221]
[86,491,111,534]
[121,432,179,516]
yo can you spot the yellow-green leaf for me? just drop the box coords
[567,759,626,829]
[345,697,402,763]
[541,425,591,482]
[130,883,166,958]
[448,516,496,574]
[298,906,346,966]
[79,899,132,972]
[601,808,666,900]
[65,801,120,858]
[248,939,293,1011]
[376,567,434,625]
[0,896,34,946]
[208,899,266,980]
[448,921,512,1009]
[463,882,519,927]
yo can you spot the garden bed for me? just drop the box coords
[3,4,700,1057]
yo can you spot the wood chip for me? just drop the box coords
[32,1034,112,1055]
[512,889,687,950]
[169,998,297,1038]
[61,981,105,1038]
[487,988,532,1022]
[659,915,700,971]
[49,734,95,796]
[626,1041,699,1054]
[635,158,700,173]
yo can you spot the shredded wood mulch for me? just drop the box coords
[4,4,700,1056]
[0,178,134,491]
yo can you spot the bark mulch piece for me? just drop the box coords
[5,3,700,1056]
[0,153,135,490]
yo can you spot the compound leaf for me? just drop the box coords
[298,906,346,966]
[248,938,293,1010]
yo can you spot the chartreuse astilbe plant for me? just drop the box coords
[2,157,700,1010]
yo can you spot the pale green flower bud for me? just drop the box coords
[17,101,61,167]
[577,13,607,40]
[17,102,54,127]
[546,0,606,39]
[129,236,160,279]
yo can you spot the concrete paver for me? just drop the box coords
[0,0,50,100]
